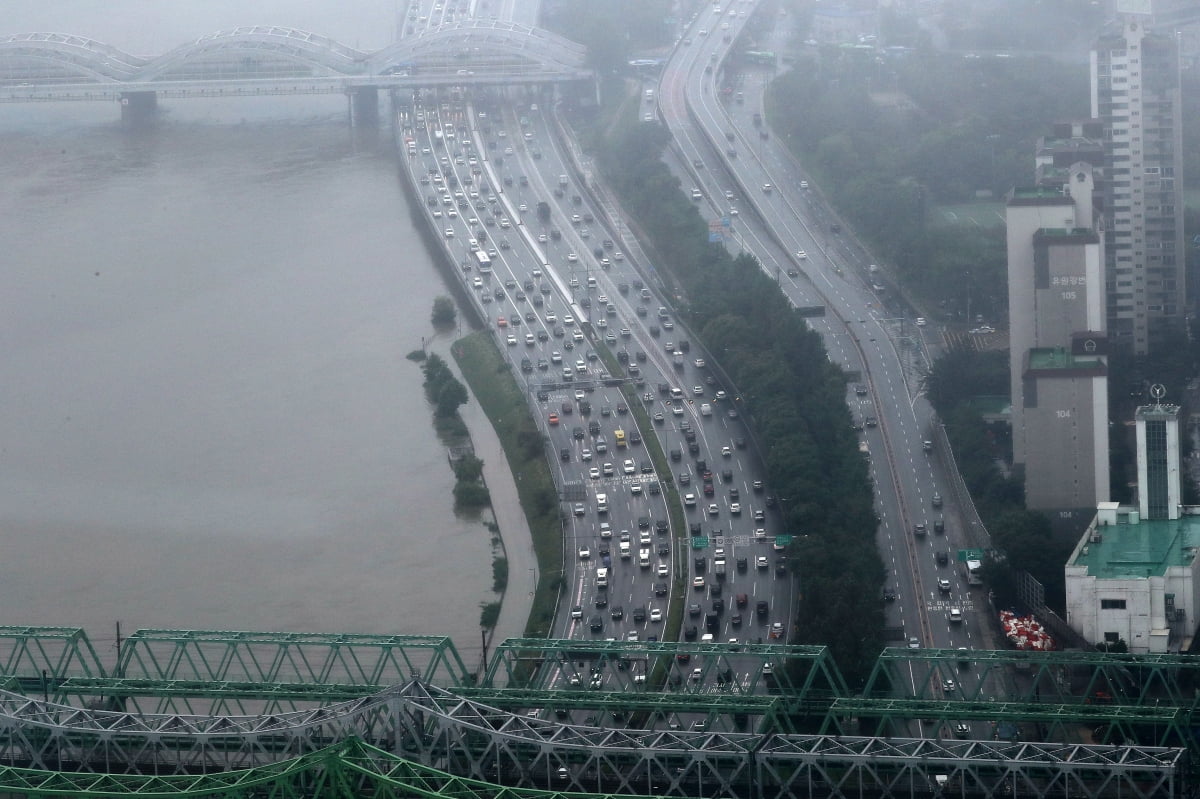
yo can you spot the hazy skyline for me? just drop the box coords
[4,1,401,54]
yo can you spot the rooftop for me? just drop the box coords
[1071,508,1200,579]
[1026,347,1105,373]
[1008,186,1071,206]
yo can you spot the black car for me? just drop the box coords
[736,557,748,572]
[695,557,706,572]
[611,605,624,620]
[710,583,723,598]
[594,594,608,608]
[683,625,698,640]
[756,600,769,617]
[658,542,670,556]
[632,606,646,622]
[689,602,702,616]
[653,582,668,596]
[589,615,603,632]
[638,517,650,529]
[560,448,570,461]
[655,519,668,533]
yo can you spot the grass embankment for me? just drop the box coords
[453,331,564,642]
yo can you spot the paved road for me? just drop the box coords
[654,0,1007,719]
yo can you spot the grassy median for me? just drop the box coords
[453,331,564,641]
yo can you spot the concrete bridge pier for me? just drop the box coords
[348,86,379,127]
[119,91,158,123]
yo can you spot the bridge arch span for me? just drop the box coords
[134,27,368,83]
[0,33,146,83]
[370,20,587,75]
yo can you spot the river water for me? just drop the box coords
[0,4,500,657]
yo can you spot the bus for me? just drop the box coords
[744,51,777,66]
[965,559,983,586]
[474,250,491,271]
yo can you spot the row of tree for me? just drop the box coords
[766,48,1090,324]
[591,119,882,687]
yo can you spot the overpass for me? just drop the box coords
[0,626,1186,798]
[0,23,592,105]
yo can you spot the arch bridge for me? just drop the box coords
[0,23,591,103]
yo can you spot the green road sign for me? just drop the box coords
[774,535,794,547]
[958,548,984,562]
[691,537,709,549]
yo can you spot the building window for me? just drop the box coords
[1101,599,1127,610]
[1104,632,1121,643]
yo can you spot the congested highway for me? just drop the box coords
[654,0,1005,714]
[396,78,799,696]
[396,0,1001,716]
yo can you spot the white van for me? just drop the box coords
[619,541,631,558]
[596,567,608,588]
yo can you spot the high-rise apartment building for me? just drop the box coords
[1091,17,1185,355]
[1007,161,1110,512]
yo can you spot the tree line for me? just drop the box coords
[591,119,882,688]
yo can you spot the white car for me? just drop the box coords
[730,502,742,515]
[708,504,720,516]
[795,250,807,260]
[589,467,600,479]
[581,449,592,461]
[756,556,769,569]
[684,493,697,506]
[602,463,614,476]
[623,459,636,475]
[693,576,705,588]
[444,228,455,238]
[567,252,578,262]
[693,386,704,396]
[578,547,590,559]
[649,608,663,622]
[694,359,706,368]
[656,563,669,576]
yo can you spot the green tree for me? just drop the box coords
[431,296,456,327]
[436,378,469,418]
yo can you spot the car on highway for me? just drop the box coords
[578,546,590,560]
[938,578,952,593]
[650,608,663,622]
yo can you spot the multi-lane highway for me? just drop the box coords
[396,0,1003,718]
[396,78,798,699]
[652,0,1008,715]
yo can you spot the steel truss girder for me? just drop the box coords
[117,629,470,688]
[825,696,1187,747]
[868,647,1200,707]
[482,638,847,700]
[0,679,1182,798]
[457,686,780,733]
[755,734,1182,799]
[0,628,106,682]
[54,677,383,716]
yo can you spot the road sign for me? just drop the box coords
[691,537,709,549]
[774,535,793,546]
[958,548,984,562]
[708,231,724,243]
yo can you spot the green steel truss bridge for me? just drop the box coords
[0,627,1191,798]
